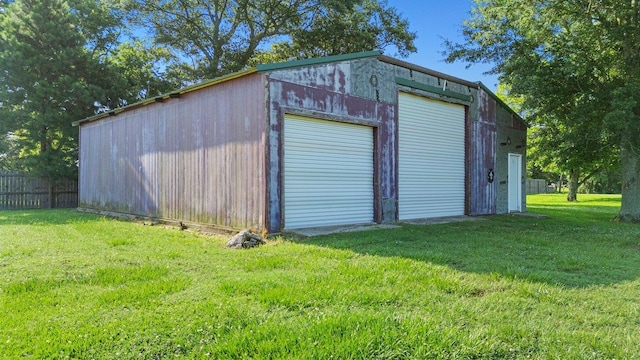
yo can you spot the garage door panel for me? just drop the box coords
[284,115,374,230]
[399,93,466,220]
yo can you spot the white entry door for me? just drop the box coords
[508,153,522,212]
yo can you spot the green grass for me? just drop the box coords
[1,194,639,359]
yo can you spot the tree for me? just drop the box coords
[446,0,640,221]
[0,0,180,181]
[496,82,616,201]
[126,0,416,82]
[0,133,19,171]
[249,0,416,64]
[107,41,181,105]
[0,0,126,180]
[527,115,618,201]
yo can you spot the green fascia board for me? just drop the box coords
[396,77,472,102]
[256,50,382,72]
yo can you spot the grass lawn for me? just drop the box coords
[1,194,639,359]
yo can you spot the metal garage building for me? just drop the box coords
[74,51,527,233]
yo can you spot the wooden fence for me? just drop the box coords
[0,171,78,210]
[526,178,552,194]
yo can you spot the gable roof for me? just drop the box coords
[256,50,382,72]
[73,68,259,126]
[73,51,525,127]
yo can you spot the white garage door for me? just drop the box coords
[284,115,374,230]
[398,93,466,220]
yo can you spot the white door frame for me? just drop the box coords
[508,153,523,212]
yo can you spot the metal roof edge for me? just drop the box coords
[396,77,472,102]
[73,68,259,126]
[477,82,528,128]
[256,50,383,72]
[379,55,478,89]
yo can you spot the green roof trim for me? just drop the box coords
[396,77,472,102]
[256,50,382,72]
[73,68,258,126]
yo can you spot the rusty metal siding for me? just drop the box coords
[377,99,397,222]
[469,90,498,215]
[267,62,351,94]
[265,58,496,231]
[265,60,396,232]
[471,89,528,215]
[79,73,266,230]
[351,58,397,104]
[496,108,528,214]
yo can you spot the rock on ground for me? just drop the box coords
[226,230,265,249]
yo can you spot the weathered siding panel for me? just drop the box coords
[486,90,527,214]
[469,90,498,215]
[351,58,397,104]
[79,73,267,230]
[267,62,351,94]
[266,61,396,231]
[377,98,397,222]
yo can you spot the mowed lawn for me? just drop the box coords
[1,194,639,359]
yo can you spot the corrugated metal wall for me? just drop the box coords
[264,57,523,231]
[473,88,527,215]
[266,61,395,232]
[469,90,498,215]
[76,55,525,232]
[79,73,266,230]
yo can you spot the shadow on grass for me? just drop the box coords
[294,209,640,289]
[0,208,93,225]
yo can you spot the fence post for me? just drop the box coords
[0,172,77,210]
[48,177,54,209]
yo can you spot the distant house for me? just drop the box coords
[73,51,527,233]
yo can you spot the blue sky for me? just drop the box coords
[390,0,499,91]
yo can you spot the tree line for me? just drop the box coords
[0,0,415,179]
[447,0,640,221]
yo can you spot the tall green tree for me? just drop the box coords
[249,0,416,64]
[126,0,416,82]
[0,1,176,177]
[107,40,181,105]
[446,0,640,221]
[527,114,618,201]
[496,82,616,201]
[0,0,124,179]
[0,133,19,171]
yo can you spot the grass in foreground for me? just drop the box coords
[0,194,639,359]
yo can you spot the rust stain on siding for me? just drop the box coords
[78,55,526,233]
[276,81,390,121]
[469,90,498,215]
[511,115,528,131]
[267,62,351,94]
[266,78,395,231]
[79,73,267,230]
